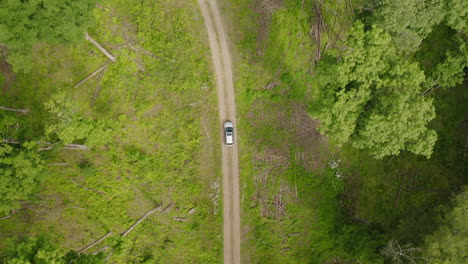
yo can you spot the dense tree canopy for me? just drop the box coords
[422,188,468,263]
[372,0,467,54]
[0,0,95,72]
[372,0,445,53]
[44,92,114,148]
[0,141,44,215]
[312,21,437,158]
[445,0,468,32]
[2,235,105,264]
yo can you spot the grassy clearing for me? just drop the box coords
[0,0,222,262]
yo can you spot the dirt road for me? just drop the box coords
[198,0,241,263]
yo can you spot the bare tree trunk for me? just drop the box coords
[0,106,29,113]
[93,246,110,255]
[121,206,161,237]
[0,215,11,221]
[2,139,20,144]
[105,249,114,263]
[84,32,117,62]
[121,203,173,237]
[74,63,109,88]
[91,68,107,105]
[63,144,89,150]
[78,231,113,254]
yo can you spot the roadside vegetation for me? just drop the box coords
[226,0,467,263]
[0,0,221,263]
[1,0,466,263]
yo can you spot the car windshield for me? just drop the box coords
[225,127,233,132]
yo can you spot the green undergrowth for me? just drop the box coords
[229,0,467,262]
[228,0,369,262]
[0,0,221,263]
[0,72,4,88]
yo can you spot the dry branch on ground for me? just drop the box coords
[78,231,113,254]
[84,32,116,62]
[0,106,29,113]
[121,203,173,237]
[74,63,109,88]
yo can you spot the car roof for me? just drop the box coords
[226,132,234,144]
[224,121,233,128]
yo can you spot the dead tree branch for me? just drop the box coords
[47,163,69,166]
[121,204,171,237]
[91,68,107,105]
[78,231,113,254]
[71,180,107,196]
[0,215,11,221]
[93,246,110,255]
[0,106,29,114]
[84,32,117,62]
[74,63,109,88]
[2,139,20,144]
[63,144,89,150]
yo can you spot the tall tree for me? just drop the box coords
[44,92,114,149]
[424,36,468,91]
[312,21,437,159]
[2,235,105,264]
[0,0,95,72]
[0,141,44,215]
[372,0,445,54]
[421,188,468,264]
[444,0,468,32]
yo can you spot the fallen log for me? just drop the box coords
[0,215,11,221]
[78,231,113,254]
[121,204,169,237]
[47,163,69,166]
[63,144,89,150]
[0,106,29,113]
[74,63,109,88]
[93,245,110,255]
[84,32,117,62]
[2,139,20,144]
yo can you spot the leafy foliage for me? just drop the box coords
[44,92,114,148]
[313,21,437,158]
[445,0,468,32]
[1,235,104,264]
[422,188,468,263]
[372,0,445,53]
[0,0,221,262]
[425,36,468,90]
[0,0,95,72]
[0,141,43,215]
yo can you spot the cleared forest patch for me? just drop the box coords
[0,0,221,263]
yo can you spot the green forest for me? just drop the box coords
[0,0,467,263]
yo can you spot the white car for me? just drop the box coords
[224,121,234,145]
